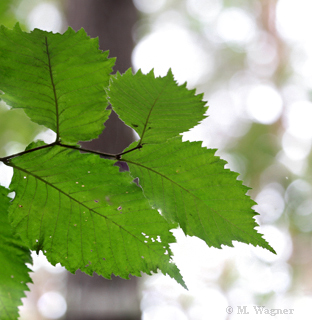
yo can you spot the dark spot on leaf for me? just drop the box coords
[131,123,139,128]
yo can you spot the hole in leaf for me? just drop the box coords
[8,192,15,199]
[114,161,129,172]
[133,177,140,187]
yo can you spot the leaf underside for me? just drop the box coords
[8,146,185,288]
[123,137,275,253]
[108,69,274,253]
[108,69,208,144]
[0,186,32,320]
[0,24,115,144]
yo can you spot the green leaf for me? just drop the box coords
[123,137,275,253]
[0,24,115,144]
[0,186,32,320]
[7,146,186,288]
[108,69,207,144]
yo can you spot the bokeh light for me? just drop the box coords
[26,2,63,32]
[246,85,283,125]
[186,0,222,23]
[283,100,312,139]
[216,8,256,45]
[276,0,312,43]
[133,0,166,14]
[37,291,67,319]
[132,23,210,86]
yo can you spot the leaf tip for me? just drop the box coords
[166,262,188,290]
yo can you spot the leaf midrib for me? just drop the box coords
[45,36,59,140]
[130,75,170,145]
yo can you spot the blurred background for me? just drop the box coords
[0,0,311,319]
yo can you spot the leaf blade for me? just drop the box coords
[108,69,207,144]
[0,24,115,144]
[7,146,186,288]
[124,137,275,253]
[0,186,32,320]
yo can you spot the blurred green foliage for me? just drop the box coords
[0,0,39,158]
[0,102,44,157]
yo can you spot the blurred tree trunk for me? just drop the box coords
[66,0,137,154]
[65,1,140,319]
